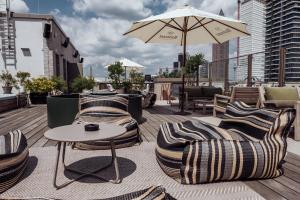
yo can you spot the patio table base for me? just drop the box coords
[53,141,121,189]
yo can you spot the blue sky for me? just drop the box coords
[10,0,238,78]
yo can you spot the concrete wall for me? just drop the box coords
[46,20,80,80]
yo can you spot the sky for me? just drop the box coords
[8,0,239,78]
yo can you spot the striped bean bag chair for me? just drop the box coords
[74,95,141,150]
[0,130,29,193]
[156,101,295,184]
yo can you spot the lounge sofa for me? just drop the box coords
[74,95,141,150]
[0,130,29,193]
[259,86,300,140]
[156,101,295,184]
[179,86,222,108]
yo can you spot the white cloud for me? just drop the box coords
[52,0,237,77]
[71,0,152,20]
[10,0,29,13]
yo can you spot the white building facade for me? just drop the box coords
[0,12,83,93]
[237,0,266,82]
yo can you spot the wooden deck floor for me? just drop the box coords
[1,105,300,199]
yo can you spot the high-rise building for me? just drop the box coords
[211,9,229,81]
[265,0,300,82]
[238,0,266,82]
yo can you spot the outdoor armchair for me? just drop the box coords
[213,87,260,116]
[74,95,141,150]
[156,101,295,184]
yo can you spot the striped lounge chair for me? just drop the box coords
[156,101,295,184]
[0,130,29,193]
[74,95,141,150]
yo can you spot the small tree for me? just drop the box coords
[16,71,30,92]
[107,62,124,89]
[186,53,206,74]
[16,71,30,85]
[129,69,144,90]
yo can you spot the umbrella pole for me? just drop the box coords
[175,18,191,115]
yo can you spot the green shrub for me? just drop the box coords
[51,76,67,93]
[71,76,96,93]
[25,77,55,93]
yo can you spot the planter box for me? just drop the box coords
[47,94,79,128]
[30,93,48,104]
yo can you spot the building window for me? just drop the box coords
[21,48,31,57]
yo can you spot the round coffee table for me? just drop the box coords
[44,123,126,189]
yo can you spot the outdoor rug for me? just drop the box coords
[0,143,264,200]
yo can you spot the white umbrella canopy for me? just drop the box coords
[105,58,145,71]
[124,5,249,45]
[123,5,250,114]
[105,58,146,79]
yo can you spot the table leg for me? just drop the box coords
[110,140,121,183]
[53,140,121,189]
[53,142,62,189]
[203,103,207,115]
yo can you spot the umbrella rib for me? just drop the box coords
[212,19,250,36]
[159,20,183,31]
[123,20,157,35]
[145,19,173,43]
[194,16,221,44]
[188,17,206,31]
[188,20,213,31]
[171,18,184,30]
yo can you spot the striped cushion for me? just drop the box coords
[156,102,295,184]
[74,97,141,150]
[219,101,280,140]
[0,130,29,193]
[100,185,175,200]
[81,95,128,112]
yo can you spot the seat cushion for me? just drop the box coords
[156,120,247,183]
[74,106,140,150]
[219,101,280,140]
[156,103,295,184]
[265,87,299,100]
[0,130,29,193]
[100,185,175,200]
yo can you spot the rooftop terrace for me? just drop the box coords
[0,104,300,199]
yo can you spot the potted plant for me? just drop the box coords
[51,76,67,95]
[0,70,18,94]
[16,71,31,93]
[122,81,132,94]
[71,76,96,93]
[25,77,55,104]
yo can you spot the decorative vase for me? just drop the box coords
[2,86,12,94]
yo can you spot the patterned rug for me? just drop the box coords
[0,143,264,200]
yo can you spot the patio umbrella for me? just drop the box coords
[123,5,250,115]
[105,58,145,80]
